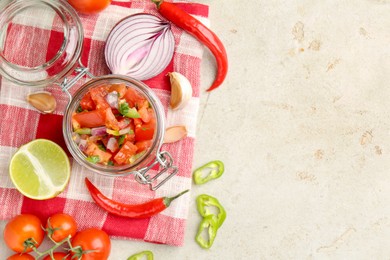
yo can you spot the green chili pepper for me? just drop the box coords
[196,194,226,228]
[75,128,92,135]
[193,160,224,185]
[127,250,154,260]
[195,215,219,249]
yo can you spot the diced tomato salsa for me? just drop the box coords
[72,83,155,166]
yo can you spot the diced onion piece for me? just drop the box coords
[91,126,107,136]
[104,13,175,80]
[106,137,119,153]
[79,139,87,151]
[106,91,119,109]
[118,127,131,135]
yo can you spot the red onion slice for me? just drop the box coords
[105,13,175,81]
[91,126,107,136]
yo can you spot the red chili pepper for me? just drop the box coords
[152,0,228,92]
[85,177,189,218]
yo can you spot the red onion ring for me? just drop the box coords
[105,13,175,81]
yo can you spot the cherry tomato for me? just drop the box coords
[67,0,111,14]
[46,213,77,242]
[71,228,111,260]
[7,254,35,260]
[43,252,71,260]
[4,214,44,253]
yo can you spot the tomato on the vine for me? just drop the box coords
[43,252,71,260]
[71,228,111,260]
[7,254,35,260]
[46,213,77,242]
[67,0,111,14]
[3,214,44,253]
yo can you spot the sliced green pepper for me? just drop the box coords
[75,128,92,135]
[196,194,226,228]
[193,160,224,185]
[195,215,219,249]
[127,250,154,260]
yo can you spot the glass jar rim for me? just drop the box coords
[0,0,83,87]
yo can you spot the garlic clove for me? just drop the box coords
[168,72,193,110]
[163,125,188,144]
[26,91,57,114]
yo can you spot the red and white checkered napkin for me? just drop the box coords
[0,0,209,246]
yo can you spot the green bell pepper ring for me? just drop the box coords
[196,194,226,228]
[127,250,154,260]
[195,215,219,249]
[193,160,224,184]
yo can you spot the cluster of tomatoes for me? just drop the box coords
[4,213,110,260]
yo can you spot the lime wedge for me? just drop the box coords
[9,139,71,200]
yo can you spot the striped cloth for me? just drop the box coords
[0,0,209,246]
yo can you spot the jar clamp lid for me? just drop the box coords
[0,0,178,190]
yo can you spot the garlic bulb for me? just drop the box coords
[168,72,192,110]
[26,91,57,114]
[163,125,188,144]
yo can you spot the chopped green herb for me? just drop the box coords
[107,160,115,166]
[97,143,106,151]
[76,106,83,113]
[118,135,126,146]
[119,101,141,118]
[86,156,100,164]
[141,127,147,131]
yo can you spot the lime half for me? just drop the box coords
[9,139,71,200]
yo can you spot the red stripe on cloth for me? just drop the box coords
[35,113,70,156]
[81,37,92,67]
[111,1,133,8]
[103,215,150,239]
[46,29,66,77]
[163,137,195,178]
[112,176,153,203]
[0,105,39,147]
[21,197,67,223]
[3,24,50,68]
[0,188,24,219]
[173,53,202,97]
[144,214,186,246]
[143,61,173,91]
[88,40,110,76]
[64,200,107,229]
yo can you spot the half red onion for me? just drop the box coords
[105,13,175,81]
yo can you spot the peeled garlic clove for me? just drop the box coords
[168,72,193,110]
[163,125,188,144]
[26,91,57,114]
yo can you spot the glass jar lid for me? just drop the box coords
[0,0,83,87]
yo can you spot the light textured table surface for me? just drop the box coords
[2,0,390,259]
